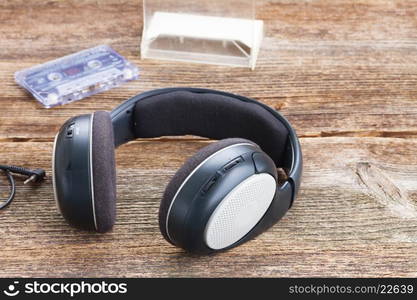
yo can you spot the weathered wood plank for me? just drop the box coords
[0,0,416,139]
[1,138,417,277]
[1,0,417,277]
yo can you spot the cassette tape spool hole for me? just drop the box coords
[87,60,102,69]
[47,72,62,81]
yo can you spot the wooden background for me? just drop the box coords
[0,0,417,277]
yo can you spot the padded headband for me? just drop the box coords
[111,88,302,197]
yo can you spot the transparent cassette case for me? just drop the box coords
[141,0,263,69]
[15,45,139,108]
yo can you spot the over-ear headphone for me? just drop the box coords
[52,88,302,254]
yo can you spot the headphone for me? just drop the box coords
[52,88,302,254]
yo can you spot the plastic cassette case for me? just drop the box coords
[15,45,139,108]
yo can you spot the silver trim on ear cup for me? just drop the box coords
[165,143,254,243]
[89,113,98,231]
[52,133,60,214]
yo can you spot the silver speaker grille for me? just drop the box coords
[204,173,276,250]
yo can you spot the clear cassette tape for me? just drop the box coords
[15,45,139,108]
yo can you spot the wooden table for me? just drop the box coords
[1,0,417,277]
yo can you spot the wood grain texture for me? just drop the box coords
[0,0,417,277]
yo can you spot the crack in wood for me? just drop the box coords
[0,138,52,143]
[301,130,417,138]
[356,162,417,219]
[1,131,417,143]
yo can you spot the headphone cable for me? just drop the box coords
[0,165,46,210]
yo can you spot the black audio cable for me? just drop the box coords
[0,165,46,210]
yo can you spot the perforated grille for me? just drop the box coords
[204,173,276,250]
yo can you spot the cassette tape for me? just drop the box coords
[15,45,139,108]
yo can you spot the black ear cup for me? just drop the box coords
[159,138,259,246]
[53,111,116,232]
[90,111,117,233]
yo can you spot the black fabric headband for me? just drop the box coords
[110,88,302,196]
[134,90,288,165]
